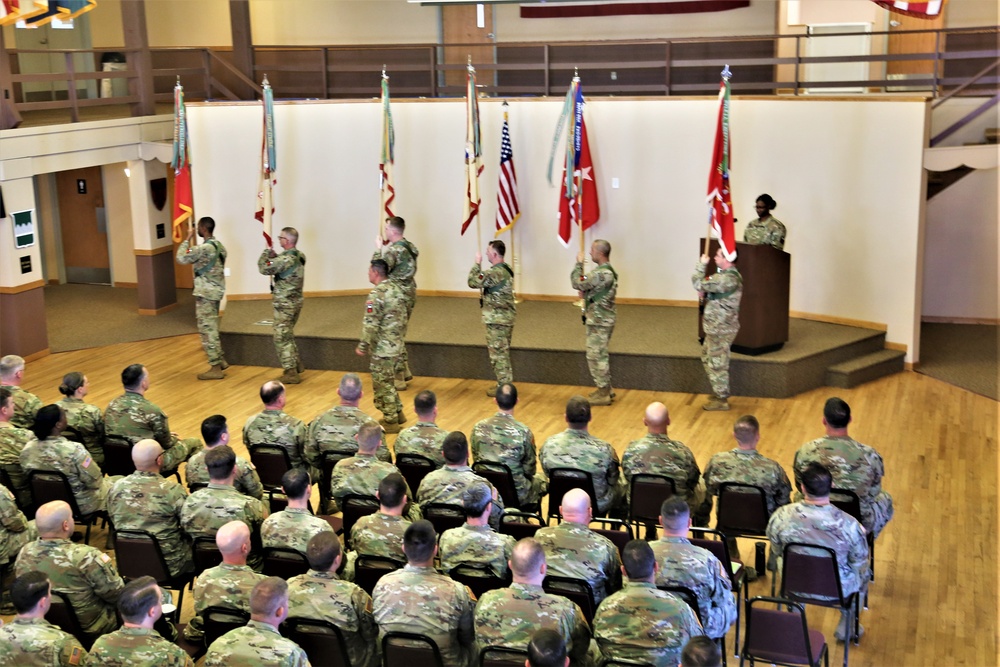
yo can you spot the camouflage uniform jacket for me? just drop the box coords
[539,429,622,516]
[468,262,515,326]
[373,564,475,667]
[417,466,504,529]
[351,512,410,561]
[593,582,702,667]
[261,507,334,553]
[57,397,104,462]
[242,409,308,471]
[621,434,701,503]
[287,569,378,667]
[743,216,786,250]
[393,421,448,467]
[0,482,34,565]
[258,248,305,302]
[703,448,791,515]
[179,483,267,540]
[375,239,419,301]
[83,626,193,667]
[203,620,309,667]
[185,563,267,643]
[470,412,539,504]
[535,522,621,605]
[793,435,887,533]
[692,262,742,336]
[0,422,35,507]
[5,386,42,430]
[185,448,264,499]
[176,238,226,301]
[439,523,516,578]
[329,453,409,513]
[20,437,108,515]
[650,537,736,639]
[572,262,617,327]
[0,616,87,666]
[359,280,407,358]
[15,538,125,637]
[474,582,592,667]
[104,392,200,471]
[107,471,191,577]
[304,406,391,468]
[766,501,869,597]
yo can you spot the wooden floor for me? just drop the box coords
[8,333,998,667]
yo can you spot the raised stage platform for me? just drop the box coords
[220,295,903,399]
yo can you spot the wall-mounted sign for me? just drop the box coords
[77,179,87,194]
[20,256,31,274]
[12,209,34,249]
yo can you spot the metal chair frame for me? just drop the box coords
[283,616,354,667]
[382,631,445,667]
[740,596,829,667]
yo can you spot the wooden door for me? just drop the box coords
[887,4,946,76]
[441,5,495,91]
[56,167,110,284]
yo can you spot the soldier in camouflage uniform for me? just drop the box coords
[0,481,36,566]
[344,473,413,580]
[261,468,334,553]
[692,247,743,411]
[474,537,594,666]
[104,364,201,476]
[438,481,515,578]
[258,227,307,384]
[176,216,228,380]
[767,462,869,641]
[184,415,263,500]
[534,488,621,605]
[373,520,475,667]
[203,577,309,667]
[417,431,504,529]
[792,397,893,539]
[243,381,312,478]
[650,497,736,640]
[0,355,42,430]
[357,259,407,432]
[539,396,623,516]
[179,446,268,570]
[470,382,546,509]
[373,216,419,389]
[304,373,391,470]
[0,386,35,508]
[0,571,88,666]
[329,423,418,519]
[21,405,113,515]
[288,531,379,667]
[593,540,702,667]
[15,501,126,638]
[743,194,786,250]
[622,402,708,528]
[183,521,267,644]
[468,240,516,395]
[393,390,448,467]
[83,576,194,667]
[107,440,192,578]
[571,240,618,405]
[56,373,105,466]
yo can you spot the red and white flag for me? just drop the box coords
[872,0,942,19]
[461,65,483,236]
[558,117,600,246]
[494,105,520,236]
[171,82,193,243]
[706,69,736,261]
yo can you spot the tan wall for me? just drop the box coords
[102,162,138,286]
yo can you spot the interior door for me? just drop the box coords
[441,4,496,91]
[56,166,110,285]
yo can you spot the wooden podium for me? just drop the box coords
[699,238,790,355]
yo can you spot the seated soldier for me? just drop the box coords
[329,423,418,519]
[0,386,35,508]
[393,390,448,467]
[343,472,413,581]
[0,571,87,665]
[0,478,36,569]
[438,481,515,579]
[417,431,503,529]
[185,414,263,499]
[260,468,334,554]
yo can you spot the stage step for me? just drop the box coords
[826,349,905,389]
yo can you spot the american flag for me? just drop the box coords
[494,107,520,236]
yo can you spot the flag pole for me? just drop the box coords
[379,65,388,243]
[705,65,732,258]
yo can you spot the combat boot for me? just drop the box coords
[379,416,401,434]
[403,362,414,382]
[197,365,225,380]
[279,370,302,384]
[397,411,408,424]
[589,386,613,406]
[219,358,230,370]
[296,358,305,373]
[703,396,730,411]
[394,370,407,391]
[486,384,498,397]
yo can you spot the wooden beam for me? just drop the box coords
[120,0,155,116]
[229,0,256,99]
[0,27,23,129]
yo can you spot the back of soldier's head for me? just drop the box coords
[402,520,437,564]
[823,397,851,428]
[660,496,690,531]
[681,635,723,667]
[442,431,469,464]
[370,258,390,278]
[462,481,492,518]
[117,576,159,623]
[201,414,227,446]
[527,628,568,667]
[31,404,62,441]
[0,386,12,412]
[0,355,24,381]
[800,462,833,497]
[281,468,310,500]
[495,383,518,410]
[386,216,405,234]
[378,473,407,509]
[413,390,436,416]
[339,373,363,402]
[565,396,591,427]
[510,538,546,578]
[10,571,50,614]
[357,423,382,453]
[733,415,760,445]
[250,577,288,617]
[259,381,284,405]
[121,363,146,390]
[306,531,340,571]
[622,539,656,580]
[205,445,237,481]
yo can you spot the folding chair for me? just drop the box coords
[249,444,293,512]
[320,449,356,513]
[382,631,445,667]
[547,468,600,523]
[740,596,829,667]
[262,547,310,579]
[716,483,770,539]
[396,454,437,498]
[283,617,353,667]
[628,473,676,538]
[424,502,466,535]
[0,464,30,514]
[449,562,511,599]
[473,461,524,510]
[354,555,404,596]
[192,536,223,575]
[499,510,543,541]
[692,527,747,651]
[830,488,876,604]
[47,590,93,650]
[113,528,194,614]
[659,583,728,666]
[479,645,530,667]
[202,605,250,647]
[341,494,379,549]
[591,517,634,561]
[27,470,106,546]
[543,575,597,626]
[101,437,136,477]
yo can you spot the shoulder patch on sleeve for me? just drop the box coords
[68,647,84,665]
[366,300,374,313]
[100,552,111,563]
[82,456,92,468]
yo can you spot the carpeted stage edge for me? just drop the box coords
[220,296,895,399]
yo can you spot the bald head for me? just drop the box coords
[132,439,163,471]
[216,521,251,559]
[644,402,670,433]
[560,488,592,524]
[36,501,73,537]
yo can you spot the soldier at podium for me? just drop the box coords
[692,248,743,411]
[743,194,786,250]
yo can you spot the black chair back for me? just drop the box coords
[28,470,101,544]
[628,474,676,527]
[382,631,445,667]
[543,575,597,626]
[249,445,292,490]
[202,605,250,647]
[283,617,353,667]
[354,555,404,596]
[479,645,530,667]
[114,528,194,613]
[716,483,769,537]
[0,464,29,513]
[263,547,310,579]
[102,438,136,477]
[395,454,436,497]
[341,494,379,548]
[547,468,599,522]
[192,536,223,575]
[47,590,92,649]
[499,510,543,541]
[472,462,520,509]
[590,517,634,559]
[780,543,846,606]
[742,596,828,667]
[320,449,356,512]
[449,563,510,599]
[424,503,466,535]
